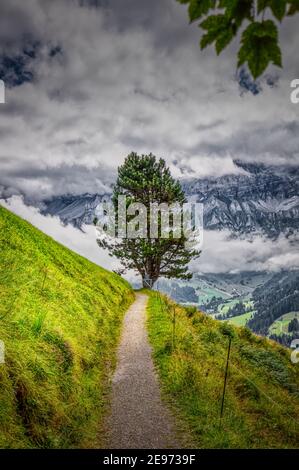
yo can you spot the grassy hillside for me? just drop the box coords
[0,206,134,448]
[227,311,254,327]
[269,312,299,336]
[147,292,299,448]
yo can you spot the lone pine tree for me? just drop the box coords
[97,153,200,288]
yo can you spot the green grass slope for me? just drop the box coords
[0,206,134,448]
[269,312,299,336]
[147,292,299,448]
[226,311,254,327]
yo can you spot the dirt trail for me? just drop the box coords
[105,292,180,449]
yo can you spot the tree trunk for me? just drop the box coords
[142,274,158,289]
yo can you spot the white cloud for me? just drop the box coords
[2,197,298,278]
[170,154,248,179]
[0,195,120,271]
[0,0,299,202]
[190,229,299,274]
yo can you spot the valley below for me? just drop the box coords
[157,270,299,347]
[36,160,299,348]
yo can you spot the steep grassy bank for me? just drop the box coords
[147,292,299,448]
[0,206,134,448]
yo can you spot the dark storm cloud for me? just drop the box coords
[0,0,299,201]
[0,162,115,201]
[0,0,298,276]
[187,119,299,166]
[0,52,34,87]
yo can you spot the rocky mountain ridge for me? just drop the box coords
[42,161,299,237]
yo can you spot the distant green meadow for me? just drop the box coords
[269,312,299,336]
[227,311,255,327]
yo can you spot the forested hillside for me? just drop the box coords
[248,271,299,343]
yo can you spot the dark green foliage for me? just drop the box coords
[219,321,235,338]
[185,306,198,317]
[288,0,299,15]
[200,14,236,55]
[98,153,200,287]
[187,0,216,22]
[238,20,281,78]
[270,331,299,347]
[239,345,298,394]
[248,271,299,342]
[288,318,299,333]
[238,326,254,341]
[235,378,260,401]
[258,0,287,21]
[177,0,299,78]
[159,280,198,303]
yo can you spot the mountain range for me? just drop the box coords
[34,160,299,344]
[42,160,299,237]
[182,160,299,237]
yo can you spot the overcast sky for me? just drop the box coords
[2,196,299,278]
[0,0,299,201]
[0,0,298,276]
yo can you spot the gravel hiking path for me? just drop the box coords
[105,292,180,449]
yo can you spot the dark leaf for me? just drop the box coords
[200,14,236,53]
[258,0,286,21]
[188,0,216,22]
[269,0,287,21]
[288,0,299,15]
[215,27,235,54]
[220,0,254,24]
[238,20,282,79]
